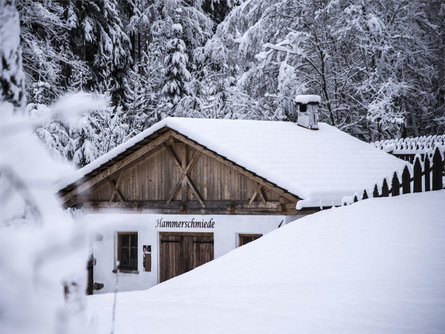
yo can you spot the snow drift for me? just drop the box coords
[87,191,445,334]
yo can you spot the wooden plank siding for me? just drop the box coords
[60,129,300,215]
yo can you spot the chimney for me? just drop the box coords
[295,95,321,130]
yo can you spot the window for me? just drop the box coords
[239,234,262,247]
[143,245,151,272]
[117,232,138,272]
[299,104,307,112]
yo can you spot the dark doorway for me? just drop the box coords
[159,232,214,283]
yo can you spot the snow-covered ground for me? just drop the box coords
[87,191,445,334]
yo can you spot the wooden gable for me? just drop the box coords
[59,128,300,215]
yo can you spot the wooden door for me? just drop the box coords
[159,232,214,283]
[159,234,184,282]
[190,235,214,270]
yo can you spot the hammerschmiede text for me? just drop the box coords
[155,218,215,229]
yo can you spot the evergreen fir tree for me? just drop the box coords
[68,0,132,106]
[159,19,191,117]
[0,0,25,108]
[17,0,88,104]
[124,61,158,132]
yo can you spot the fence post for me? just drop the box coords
[391,172,400,196]
[402,166,411,194]
[413,157,422,192]
[432,147,443,190]
[362,190,368,200]
[373,184,379,197]
[424,156,431,191]
[382,179,389,197]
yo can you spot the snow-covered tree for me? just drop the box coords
[200,0,444,140]
[124,62,159,132]
[124,0,214,120]
[160,21,192,113]
[202,0,234,24]
[0,0,25,108]
[34,92,128,167]
[67,0,132,106]
[1,3,89,332]
[10,0,443,156]
[17,0,89,104]
[196,0,302,121]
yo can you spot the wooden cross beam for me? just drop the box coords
[60,130,173,205]
[168,131,299,203]
[165,144,205,207]
[258,186,267,203]
[108,176,126,204]
[248,183,267,206]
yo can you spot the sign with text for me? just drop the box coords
[155,218,215,229]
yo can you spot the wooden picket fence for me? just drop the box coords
[374,135,445,163]
[349,146,444,203]
[374,135,445,154]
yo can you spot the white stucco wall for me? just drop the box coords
[84,212,301,294]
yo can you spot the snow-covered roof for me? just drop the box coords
[295,94,321,104]
[58,117,408,208]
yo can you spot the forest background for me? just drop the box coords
[11,0,445,167]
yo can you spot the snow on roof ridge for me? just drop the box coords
[295,94,321,104]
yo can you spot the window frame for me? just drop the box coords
[116,232,139,274]
[238,233,263,247]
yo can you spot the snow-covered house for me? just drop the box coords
[58,116,407,294]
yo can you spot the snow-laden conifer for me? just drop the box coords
[161,21,191,106]
[0,0,25,108]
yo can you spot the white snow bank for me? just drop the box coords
[87,191,445,334]
[58,118,408,207]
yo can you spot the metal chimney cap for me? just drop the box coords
[295,95,321,105]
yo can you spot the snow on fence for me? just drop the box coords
[374,134,445,163]
[344,146,444,205]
